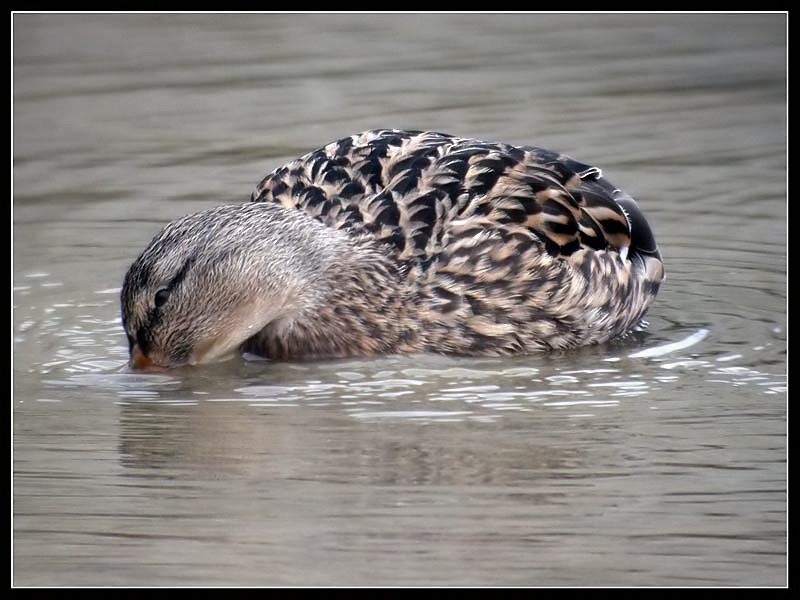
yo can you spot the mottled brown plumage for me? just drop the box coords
[121,129,664,369]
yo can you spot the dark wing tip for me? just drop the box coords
[568,157,661,262]
[613,194,661,260]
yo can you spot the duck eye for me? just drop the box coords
[154,288,171,308]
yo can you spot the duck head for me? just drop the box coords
[121,202,342,369]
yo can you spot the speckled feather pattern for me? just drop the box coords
[249,129,664,354]
[122,129,664,367]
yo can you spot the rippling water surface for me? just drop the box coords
[13,13,786,586]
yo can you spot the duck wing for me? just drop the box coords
[250,128,658,266]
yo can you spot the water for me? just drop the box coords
[12,13,786,587]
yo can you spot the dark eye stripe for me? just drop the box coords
[167,254,197,291]
[152,254,197,310]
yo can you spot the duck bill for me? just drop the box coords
[129,344,164,371]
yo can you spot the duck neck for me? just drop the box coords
[242,234,418,360]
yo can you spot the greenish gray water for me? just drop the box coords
[13,13,786,587]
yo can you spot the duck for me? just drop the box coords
[121,128,665,369]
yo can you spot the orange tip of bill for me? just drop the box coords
[128,344,169,372]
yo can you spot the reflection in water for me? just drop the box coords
[116,398,586,488]
[13,13,785,586]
